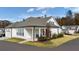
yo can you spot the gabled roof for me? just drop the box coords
[6,16,59,28]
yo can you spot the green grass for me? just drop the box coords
[4,37,25,43]
[3,34,79,48]
[23,41,55,48]
[23,34,79,48]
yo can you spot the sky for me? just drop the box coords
[0,7,79,22]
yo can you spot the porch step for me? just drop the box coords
[18,40,27,44]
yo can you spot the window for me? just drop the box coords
[16,28,24,36]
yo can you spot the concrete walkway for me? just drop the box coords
[18,40,27,44]
[0,37,8,40]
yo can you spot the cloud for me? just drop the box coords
[36,7,55,11]
[63,7,70,9]
[27,8,34,12]
[63,7,79,13]
[36,7,47,10]
[72,7,79,13]
[42,10,47,15]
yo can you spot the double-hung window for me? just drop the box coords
[17,28,24,36]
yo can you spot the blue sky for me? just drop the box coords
[0,7,78,22]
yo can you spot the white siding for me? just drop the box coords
[24,28,33,41]
[14,27,33,41]
[47,17,62,35]
[5,27,34,41]
[50,28,62,35]
[5,27,63,41]
[62,25,77,34]
[77,26,79,32]
[12,28,17,37]
[47,17,60,26]
[5,28,12,38]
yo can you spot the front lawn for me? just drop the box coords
[4,37,25,43]
[3,34,79,48]
[23,41,54,47]
[23,34,79,48]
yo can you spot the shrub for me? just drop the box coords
[52,34,58,39]
[57,33,64,38]
[75,30,79,33]
[38,36,49,42]
[51,33,64,39]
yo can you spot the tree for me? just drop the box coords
[0,20,12,28]
[74,13,79,25]
[66,10,74,25]
[66,10,73,19]
[55,17,62,25]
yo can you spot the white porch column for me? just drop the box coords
[57,28,59,35]
[44,28,46,36]
[39,28,41,37]
[32,27,34,41]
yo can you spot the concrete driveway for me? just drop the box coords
[0,38,79,51]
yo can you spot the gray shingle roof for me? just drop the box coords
[6,17,59,28]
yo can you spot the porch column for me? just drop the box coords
[57,28,59,35]
[44,29,46,36]
[39,28,41,37]
[32,27,35,41]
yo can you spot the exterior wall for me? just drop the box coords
[5,27,47,41]
[61,25,78,34]
[12,28,17,37]
[76,26,79,32]
[65,30,75,34]
[5,28,12,38]
[12,27,33,41]
[47,17,63,36]
[24,27,33,41]
[47,17,60,26]
[62,26,77,30]
[50,28,62,36]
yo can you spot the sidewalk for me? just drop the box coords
[0,37,8,40]
[18,40,27,44]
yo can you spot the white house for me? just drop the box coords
[5,16,62,41]
[61,25,79,34]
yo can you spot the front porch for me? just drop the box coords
[31,27,48,41]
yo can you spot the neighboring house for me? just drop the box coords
[61,25,79,34]
[61,25,77,34]
[5,16,62,41]
[56,17,79,34]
